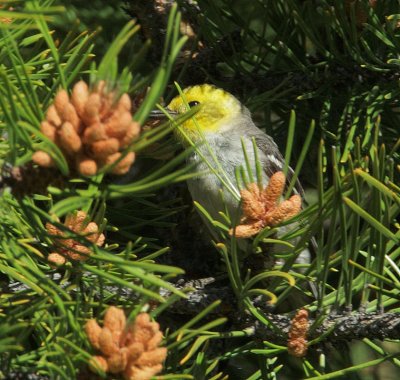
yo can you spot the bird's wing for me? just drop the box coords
[248,128,306,199]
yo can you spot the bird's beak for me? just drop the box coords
[149,109,178,119]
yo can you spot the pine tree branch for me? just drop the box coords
[162,279,400,344]
[4,272,400,349]
[249,311,400,345]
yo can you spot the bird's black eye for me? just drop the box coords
[188,101,200,107]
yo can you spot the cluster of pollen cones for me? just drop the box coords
[32,80,140,176]
[229,171,302,238]
[287,309,309,357]
[46,210,105,266]
[85,307,167,380]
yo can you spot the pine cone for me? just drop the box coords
[32,81,141,176]
[46,210,105,265]
[85,309,167,380]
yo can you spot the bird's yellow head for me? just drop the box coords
[167,84,242,142]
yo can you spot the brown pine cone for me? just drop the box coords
[33,81,141,176]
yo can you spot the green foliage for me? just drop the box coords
[0,1,399,380]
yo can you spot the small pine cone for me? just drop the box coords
[146,331,164,350]
[96,232,105,247]
[103,306,126,338]
[91,138,120,159]
[54,89,69,117]
[99,97,114,120]
[264,195,302,226]
[113,152,135,175]
[85,319,102,350]
[98,327,120,356]
[48,252,66,266]
[83,222,100,243]
[262,171,286,209]
[83,93,102,125]
[288,309,309,357]
[46,222,60,237]
[58,237,74,251]
[124,342,144,361]
[71,80,89,116]
[83,123,107,144]
[67,210,88,231]
[55,97,80,133]
[58,122,82,154]
[240,184,265,220]
[40,121,56,141]
[135,347,167,367]
[229,220,264,238]
[108,351,128,374]
[78,157,98,176]
[132,313,152,330]
[63,103,81,132]
[32,151,54,168]
[118,93,132,111]
[105,111,132,139]
[46,105,62,127]
[130,314,156,346]
[120,122,141,148]
[67,244,91,261]
[107,152,135,175]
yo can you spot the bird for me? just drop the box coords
[151,84,312,272]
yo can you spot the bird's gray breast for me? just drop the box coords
[186,128,269,223]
